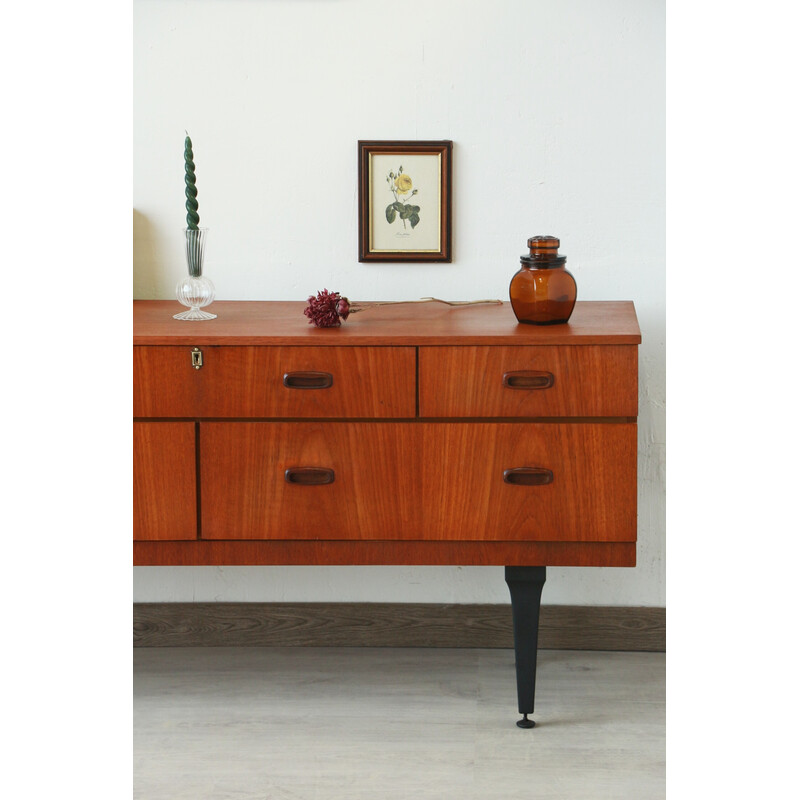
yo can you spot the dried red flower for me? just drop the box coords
[303,290,503,327]
[303,289,349,327]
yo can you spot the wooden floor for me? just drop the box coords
[134,646,665,799]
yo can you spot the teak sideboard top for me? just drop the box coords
[133,299,640,569]
[133,300,641,346]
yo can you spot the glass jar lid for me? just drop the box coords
[520,235,566,267]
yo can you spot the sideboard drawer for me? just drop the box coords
[133,422,197,541]
[199,421,635,543]
[199,422,419,540]
[418,345,638,418]
[420,422,637,542]
[134,346,416,418]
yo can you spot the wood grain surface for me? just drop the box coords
[419,422,637,541]
[133,422,197,540]
[200,421,419,540]
[134,345,416,418]
[198,421,636,542]
[133,540,635,566]
[419,345,638,417]
[133,299,641,569]
[133,602,665,652]
[133,300,642,346]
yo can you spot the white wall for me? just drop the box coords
[133,0,665,605]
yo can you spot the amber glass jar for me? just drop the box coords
[509,235,577,325]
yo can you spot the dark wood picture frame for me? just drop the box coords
[358,140,452,262]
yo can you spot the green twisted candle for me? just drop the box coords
[184,135,200,230]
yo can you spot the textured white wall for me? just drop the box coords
[133,0,665,605]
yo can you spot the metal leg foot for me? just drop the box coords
[505,566,546,729]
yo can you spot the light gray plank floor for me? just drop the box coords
[134,647,665,800]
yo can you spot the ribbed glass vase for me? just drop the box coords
[174,227,217,321]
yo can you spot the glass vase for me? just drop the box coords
[174,227,217,321]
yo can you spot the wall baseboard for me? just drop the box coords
[134,603,665,652]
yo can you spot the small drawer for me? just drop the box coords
[199,422,420,540]
[133,346,416,418]
[133,422,197,541]
[419,422,637,542]
[418,345,638,418]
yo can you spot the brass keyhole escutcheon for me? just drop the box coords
[191,348,203,369]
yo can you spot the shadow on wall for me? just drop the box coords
[133,209,169,300]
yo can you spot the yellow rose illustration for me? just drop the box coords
[385,166,420,229]
[395,173,413,194]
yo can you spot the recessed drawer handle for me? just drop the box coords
[502,371,554,389]
[283,371,334,389]
[284,467,336,485]
[503,467,554,486]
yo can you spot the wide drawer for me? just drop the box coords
[133,345,416,418]
[418,345,638,417]
[199,421,636,542]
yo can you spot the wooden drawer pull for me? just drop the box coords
[502,371,554,389]
[503,467,554,486]
[284,467,336,485]
[283,371,334,389]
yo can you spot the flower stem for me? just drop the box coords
[349,297,502,313]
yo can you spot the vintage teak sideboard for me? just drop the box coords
[133,299,641,728]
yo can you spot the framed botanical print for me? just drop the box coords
[358,140,452,262]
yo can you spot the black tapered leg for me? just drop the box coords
[505,566,547,728]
